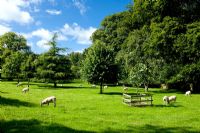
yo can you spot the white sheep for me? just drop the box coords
[185,90,191,96]
[91,84,96,88]
[104,85,108,89]
[41,96,56,107]
[17,82,22,87]
[123,86,128,93]
[163,95,177,105]
[22,86,29,93]
[163,96,169,105]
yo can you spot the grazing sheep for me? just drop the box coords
[163,95,176,105]
[22,86,29,93]
[41,96,56,107]
[104,85,108,89]
[185,90,191,96]
[168,95,176,103]
[91,84,96,88]
[17,82,22,87]
[163,96,169,105]
[123,86,128,93]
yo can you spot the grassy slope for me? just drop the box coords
[0,81,200,133]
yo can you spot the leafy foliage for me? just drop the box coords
[36,34,72,87]
[82,41,119,93]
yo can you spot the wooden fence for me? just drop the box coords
[123,93,153,106]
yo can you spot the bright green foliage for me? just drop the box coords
[0,32,30,70]
[82,41,118,94]
[92,0,200,92]
[21,53,37,86]
[1,52,24,81]
[36,34,72,87]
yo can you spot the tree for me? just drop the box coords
[21,53,37,86]
[69,52,83,79]
[36,33,72,87]
[0,32,30,80]
[1,52,24,82]
[82,41,119,94]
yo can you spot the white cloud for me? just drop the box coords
[22,23,96,52]
[0,0,33,24]
[0,24,12,35]
[46,9,62,15]
[61,23,96,45]
[36,39,50,50]
[31,28,53,40]
[72,0,87,15]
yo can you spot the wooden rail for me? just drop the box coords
[123,93,153,106]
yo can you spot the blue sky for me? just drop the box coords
[0,0,132,54]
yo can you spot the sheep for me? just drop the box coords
[123,86,128,93]
[41,96,56,107]
[168,95,176,103]
[17,82,22,87]
[104,85,108,89]
[163,96,169,105]
[185,90,191,96]
[22,86,29,93]
[91,84,96,88]
[163,95,176,105]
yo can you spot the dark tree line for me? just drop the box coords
[82,0,200,93]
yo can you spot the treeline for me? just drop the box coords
[0,33,81,87]
[82,0,200,93]
[1,0,200,92]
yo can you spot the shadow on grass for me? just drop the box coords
[0,91,8,94]
[0,119,93,133]
[0,96,36,107]
[152,104,183,108]
[103,92,122,96]
[150,89,183,94]
[0,119,198,133]
[37,84,89,90]
[103,124,197,133]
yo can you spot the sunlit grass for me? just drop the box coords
[0,81,200,133]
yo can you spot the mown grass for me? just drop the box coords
[0,81,200,133]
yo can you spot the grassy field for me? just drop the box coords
[0,81,200,133]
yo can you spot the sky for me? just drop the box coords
[0,0,132,54]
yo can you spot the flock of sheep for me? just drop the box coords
[17,82,56,107]
[17,82,192,107]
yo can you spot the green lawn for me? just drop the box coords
[0,81,200,133]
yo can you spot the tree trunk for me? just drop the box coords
[17,75,19,84]
[145,83,149,92]
[28,78,30,87]
[100,82,103,94]
[54,82,57,88]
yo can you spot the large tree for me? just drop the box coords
[1,52,24,82]
[36,34,72,87]
[82,41,119,94]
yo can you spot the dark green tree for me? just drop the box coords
[36,33,72,87]
[82,41,119,94]
[1,52,24,82]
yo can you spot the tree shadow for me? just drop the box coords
[151,89,183,94]
[0,96,36,107]
[103,124,197,133]
[0,119,94,133]
[37,84,89,90]
[103,92,123,96]
[152,104,183,108]
[0,91,8,94]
